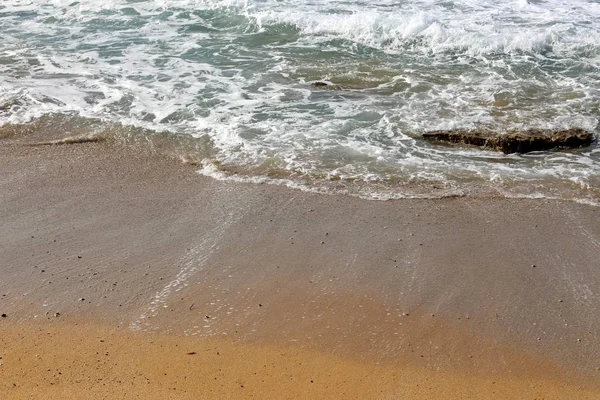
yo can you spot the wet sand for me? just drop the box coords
[1,131,599,398]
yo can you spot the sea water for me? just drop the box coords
[1,0,599,203]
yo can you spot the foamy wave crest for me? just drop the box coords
[252,1,600,58]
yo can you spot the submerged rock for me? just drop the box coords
[422,128,593,154]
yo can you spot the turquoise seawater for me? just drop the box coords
[1,0,599,203]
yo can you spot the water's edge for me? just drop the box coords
[3,113,598,206]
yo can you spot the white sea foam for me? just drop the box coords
[0,0,598,203]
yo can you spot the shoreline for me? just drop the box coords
[2,115,599,206]
[1,133,599,398]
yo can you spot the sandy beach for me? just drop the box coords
[1,130,599,399]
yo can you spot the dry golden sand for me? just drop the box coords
[1,321,598,400]
[1,128,600,398]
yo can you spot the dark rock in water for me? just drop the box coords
[422,129,593,154]
[310,81,343,90]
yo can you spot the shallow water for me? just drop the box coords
[1,0,599,203]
